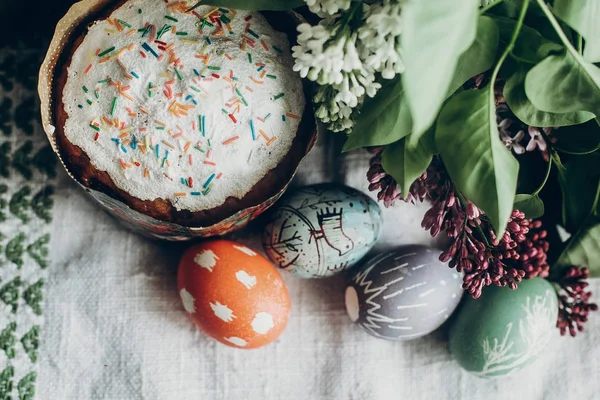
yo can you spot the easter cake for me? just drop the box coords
[52,0,311,226]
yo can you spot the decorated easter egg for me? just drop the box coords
[449,278,557,378]
[345,245,463,340]
[262,184,383,278]
[178,240,290,349]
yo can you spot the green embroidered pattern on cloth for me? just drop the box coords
[0,44,56,400]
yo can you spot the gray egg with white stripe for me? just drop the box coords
[345,245,463,340]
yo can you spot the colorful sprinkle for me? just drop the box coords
[157,24,171,39]
[222,135,239,145]
[98,46,116,57]
[250,120,256,140]
[142,43,159,58]
[118,19,132,28]
[110,97,118,115]
[174,67,183,80]
[203,173,216,188]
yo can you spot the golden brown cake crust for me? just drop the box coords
[52,3,314,227]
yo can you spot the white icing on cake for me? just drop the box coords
[62,0,305,212]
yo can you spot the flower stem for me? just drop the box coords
[533,157,553,196]
[591,181,600,216]
[489,0,529,88]
[556,146,600,156]
[535,0,586,63]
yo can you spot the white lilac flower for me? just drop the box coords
[292,20,347,85]
[294,0,405,132]
[357,0,404,78]
[498,116,525,154]
[315,85,357,132]
[526,127,549,152]
[304,0,352,16]
[314,68,381,132]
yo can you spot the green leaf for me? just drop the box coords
[514,194,545,218]
[344,77,412,152]
[525,50,600,117]
[447,15,500,96]
[401,0,480,145]
[557,152,600,232]
[381,133,435,196]
[492,16,563,64]
[553,0,600,63]
[556,218,600,276]
[188,0,304,11]
[435,88,519,235]
[525,0,600,117]
[505,66,595,127]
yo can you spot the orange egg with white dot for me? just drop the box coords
[178,240,291,349]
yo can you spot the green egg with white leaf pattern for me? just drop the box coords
[449,278,558,378]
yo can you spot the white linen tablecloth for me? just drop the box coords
[1,30,599,400]
[37,134,600,400]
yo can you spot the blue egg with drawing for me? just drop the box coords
[261,183,383,278]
